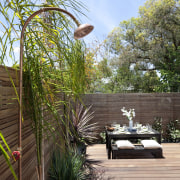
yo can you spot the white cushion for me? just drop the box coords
[141,140,162,149]
[115,140,135,149]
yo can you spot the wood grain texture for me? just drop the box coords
[1,65,180,179]
[0,66,61,180]
[87,143,180,180]
[82,93,180,137]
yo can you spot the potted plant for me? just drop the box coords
[70,103,98,154]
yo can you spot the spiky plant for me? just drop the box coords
[70,103,99,146]
[48,148,87,180]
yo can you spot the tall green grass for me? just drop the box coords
[48,148,87,180]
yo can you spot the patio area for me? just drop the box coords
[1,65,180,179]
[86,143,180,180]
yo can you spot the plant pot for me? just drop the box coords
[77,142,87,155]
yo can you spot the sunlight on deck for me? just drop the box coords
[86,143,180,180]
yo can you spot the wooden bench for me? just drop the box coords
[111,144,163,159]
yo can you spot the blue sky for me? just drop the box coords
[81,0,147,44]
[3,0,148,66]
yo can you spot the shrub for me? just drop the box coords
[48,148,86,180]
[166,119,180,142]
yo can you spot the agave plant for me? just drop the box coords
[70,103,98,146]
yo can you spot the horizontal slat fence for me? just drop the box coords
[0,65,20,179]
[0,65,63,180]
[81,93,180,136]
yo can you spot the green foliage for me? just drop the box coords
[0,131,18,180]
[166,119,180,142]
[48,148,87,180]
[152,116,163,133]
[87,0,180,93]
[22,7,87,178]
[152,117,180,142]
[0,0,90,178]
[99,131,106,144]
[98,58,112,78]
[152,116,163,141]
[84,41,105,93]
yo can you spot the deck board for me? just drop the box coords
[86,143,180,180]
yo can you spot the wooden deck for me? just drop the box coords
[86,143,180,180]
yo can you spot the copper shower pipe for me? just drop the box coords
[18,7,94,180]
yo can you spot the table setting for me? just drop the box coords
[107,123,154,135]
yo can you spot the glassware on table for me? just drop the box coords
[111,122,117,127]
[111,122,120,131]
[146,123,152,131]
[136,123,142,132]
[123,124,127,131]
[134,122,139,128]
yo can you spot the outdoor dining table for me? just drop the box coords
[105,126,161,159]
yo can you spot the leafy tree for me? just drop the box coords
[100,0,180,93]
[84,41,108,93]
[138,0,180,92]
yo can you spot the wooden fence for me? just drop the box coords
[81,93,180,136]
[1,65,180,179]
[0,65,63,180]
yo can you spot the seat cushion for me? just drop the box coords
[115,140,135,149]
[141,140,162,149]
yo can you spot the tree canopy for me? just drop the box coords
[88,0,180,93]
